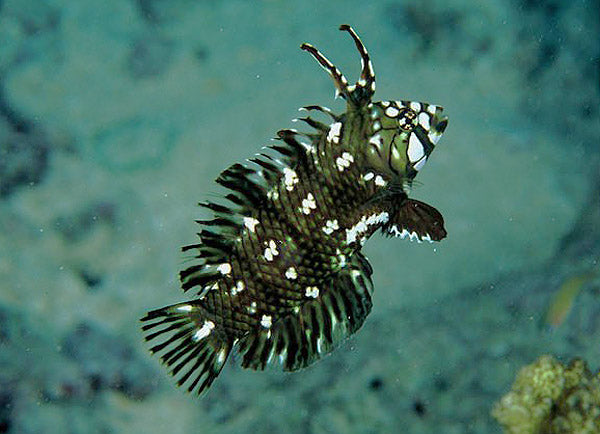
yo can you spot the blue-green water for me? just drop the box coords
[0,0,598,432]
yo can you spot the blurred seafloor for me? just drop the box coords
[0,0,598,433]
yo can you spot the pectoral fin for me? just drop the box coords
[383,199,446,242]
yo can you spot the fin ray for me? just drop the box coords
[140,303,232,395]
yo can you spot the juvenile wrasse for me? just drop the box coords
[141,25,448,395]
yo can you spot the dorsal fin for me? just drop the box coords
[300,25,375,107]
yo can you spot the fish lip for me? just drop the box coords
[430,106,448,134]
[435,115,448,134]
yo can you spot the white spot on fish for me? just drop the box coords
[263,240,279,261]
[335,152,354,171]
[248,301,257,314]
[217,263,232,275]
[305,286,319,298]
[385,106,399,117]
[264,249,273,262]
[369,212,390,225]
[327,122,342,144]
[193,320,215,341]
[231,280,245,296]
[177,305,193,312]
[301,193,317,214]
[243,216,260,233]
[410,101,421,112]
[285,267,297,280]
[363,172,374,181]
[322,219,339,235]
[261,314,272,328]
[346,212,389,244]
[375,175,386,186]
[427,104,437,115]
[283,167,299,191]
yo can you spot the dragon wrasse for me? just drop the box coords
[142,25,448,395]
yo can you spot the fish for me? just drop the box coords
[542,271,598,330]
[141,24,448,395]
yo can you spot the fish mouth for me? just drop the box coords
[436,116,448,134]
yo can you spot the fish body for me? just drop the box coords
[141,25,448,395]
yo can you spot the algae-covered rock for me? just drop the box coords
[492,355,600,434]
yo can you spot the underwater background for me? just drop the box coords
[0,0,598,433]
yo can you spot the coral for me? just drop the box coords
[492,355,600,434]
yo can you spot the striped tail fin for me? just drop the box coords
[140,302,232,395]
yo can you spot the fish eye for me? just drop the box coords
[397,108,418,132]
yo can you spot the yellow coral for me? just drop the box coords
[492,355,600,434]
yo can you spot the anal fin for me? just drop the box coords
[237,252,374,371]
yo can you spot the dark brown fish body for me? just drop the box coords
[142,25,448,395]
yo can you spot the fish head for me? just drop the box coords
[364,100,447,184]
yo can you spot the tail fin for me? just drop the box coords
[140,302,232,395]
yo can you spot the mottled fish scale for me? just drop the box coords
[141,24,449,396]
